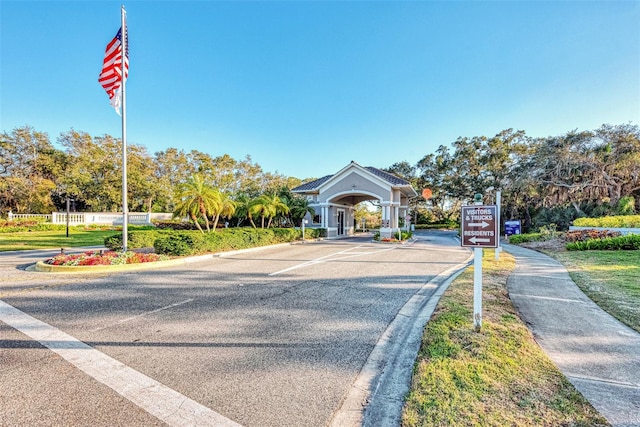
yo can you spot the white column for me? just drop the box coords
[322,206,328,228]
[394,205,399,230]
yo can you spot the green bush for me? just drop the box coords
[154,232,207,256]
[272,228,300,242]
[566,234,640,251]
[573,215,640,228]
[372,230,413,241]
[398,230,413,240]
[616,196,636,216]
[507,233,543,244]
[508,226,563,244]
[153,220,200,230]
[104,230,160,250]
[303,228,326,239]
[0,219,66,233]
[538,223,559,240]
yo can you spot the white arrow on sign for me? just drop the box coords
[469,236,491,244]
[468,221,490,228]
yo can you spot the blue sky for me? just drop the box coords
[1,0,638,180]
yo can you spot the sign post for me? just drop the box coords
[461,203,498,331]
[495,191,501,260]
[66,197,71,238]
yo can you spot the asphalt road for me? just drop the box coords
[1,231,470,427]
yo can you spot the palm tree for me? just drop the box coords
[211,192,236,231]
[276,187,295,227]
[173,174,219,233]
[289,196,315,226]
[248,194,290,228]
[248,195,270,229]
[264,194,289,228]
[173,193,204,233]
[232,194,251,227]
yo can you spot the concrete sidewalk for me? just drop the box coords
[503,243,640,427]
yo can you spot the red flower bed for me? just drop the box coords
[45,250,167,266]
[564,229,622,243]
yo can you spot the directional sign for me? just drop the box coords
[504,220,521,236]
[461,205,498,248]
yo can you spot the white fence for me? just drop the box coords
[7,211,173,226]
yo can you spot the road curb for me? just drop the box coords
[330,251,474,427]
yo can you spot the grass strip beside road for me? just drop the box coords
[0,230,116,251]
[402,250,608,427]
[546,250,640,333]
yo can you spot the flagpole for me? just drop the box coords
[121,5,128,252]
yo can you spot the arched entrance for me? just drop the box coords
[292,161,418,238]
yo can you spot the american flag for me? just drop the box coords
[99,25,129,115]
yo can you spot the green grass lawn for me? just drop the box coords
[402,250,608,427]
[0,230,118,251]
[547,250,640,333]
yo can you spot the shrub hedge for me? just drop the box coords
[573,215,640,228]
[0,219,66,233]
[104,230,161,250]
[154,232,208,256]
[507,233,543,244]
[152,227,326,256]
[153,220,201,231]
[0,219,154,234]
[102,227,327,255]
[414,222,458,230]
[566,234,640,251]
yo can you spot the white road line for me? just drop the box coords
[269,245,396,276]
[89,299,194,332]
[0,299,242,427]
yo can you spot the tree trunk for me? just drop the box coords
[200,208,211,232]
[524,206,532,232]
[190,213,204,234]
[571,201,583,216]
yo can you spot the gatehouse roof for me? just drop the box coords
[292,161,413,193]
